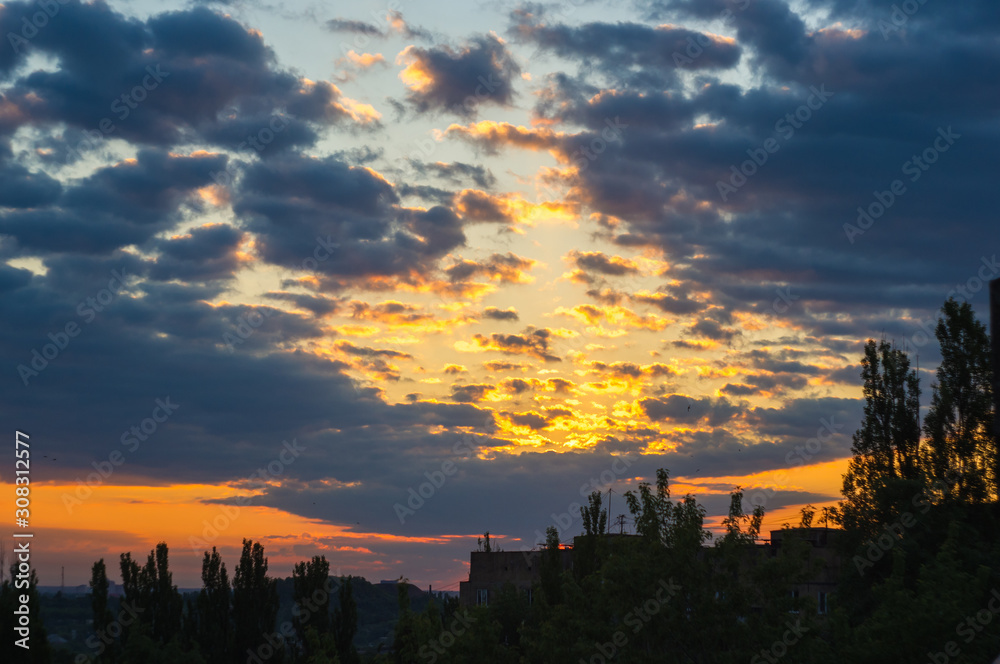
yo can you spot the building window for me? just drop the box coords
[818,592,828,615]
[476,588,488,606]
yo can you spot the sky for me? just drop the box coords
[0,0,997,591]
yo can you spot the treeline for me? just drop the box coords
[830,298,1000,662]
[89,539,362,664]
[3,538,365,664]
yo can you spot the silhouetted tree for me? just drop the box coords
[923,298,995,501]
[539,526,563,606]
[293,555,331,657]
[143,542,182,645]
[90,559,115,662]
[119,552,143,646]
[392,578,419,664]
[196,547,230,662]
[839,339,922,544]
[232,539,279,664]
[574,491,607,580]
[332,577,359,664]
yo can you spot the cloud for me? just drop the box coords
[233,153,475,288]
[325,18,384,36]
[484,360,532,373]
[556,303,670,332]
[408,160,497,189]
[386,9,433,40]
[510,7,742,88]
[0,4,376,154]
[450,383,496,402]
[689,318,740,342]
[148,223,245,282]
[444,252,535,284]
[0,150,227,255]
[567,250,640,277]
[505,410,552,430]
[585,360,679,380]
[481,307,519,321]
[467,327,562,362]
[337,50,387,72]
[397,34,520,117]
[632,290,705,315]
[640,394,742,426]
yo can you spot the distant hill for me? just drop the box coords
[274,576,443,651]
[38,575,454,658]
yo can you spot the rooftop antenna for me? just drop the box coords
[606,488,615,535]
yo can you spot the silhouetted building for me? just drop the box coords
[458,527,841,612]
[459,548,573,607]
[766,527,841,614]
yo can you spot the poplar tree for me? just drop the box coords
[922,298,995,501]
[232,539,279,664]
[839,338,922,544]
[196,547,231,662]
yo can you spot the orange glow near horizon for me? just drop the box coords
[4,455,848,589]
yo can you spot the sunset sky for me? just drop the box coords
[1,0,997,591]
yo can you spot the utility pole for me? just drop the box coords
[614,514,627,534]
[606,488,615,535]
